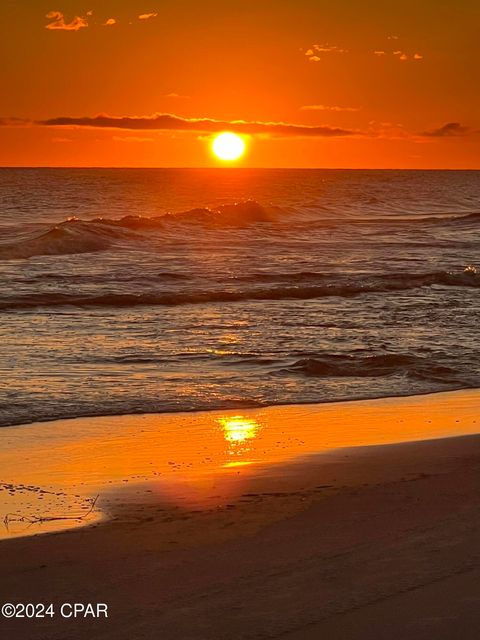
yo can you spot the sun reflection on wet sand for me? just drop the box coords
[219,415,260,459]
[220,415,259,444]
[216,415,262,471]
[1,390,480,539]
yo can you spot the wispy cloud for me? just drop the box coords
[311,44,348,54]
[374,49,423,61]
[304,43,348,62]
[37,113,360,138]
[369,121,475,140]
[0,117,31,126]
[300,104,360,112]
[113,135,155,142]
[421,122,471,137]
[368,121,411,140]
[165,93,191,99]
[138,12,158,20]
[45,11,88,31]
[373,37,423,62]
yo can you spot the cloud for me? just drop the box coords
[368,121,411,140]
[113,135,155,142]
[0,114,410,140]
[369,120,476,141]
[138,12,158,20]
[311,44,348,54]
[165,93,191,99]
[0,117,31,126]
[7,113,473,142]
[103,18,116,26]
[45,11,88,31]
[374,49,423,61]
[300,104,360,112]
[304,43,348,62]
[37,113,360,138]
[421,122,471,137]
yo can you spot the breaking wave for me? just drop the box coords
[90,199,281,231]
[1,199,479,261]
[0,201,282,260]
[0,219,139,260]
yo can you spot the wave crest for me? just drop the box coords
[0,268,478,310]
[0,200,281,259]
[0,218,137,260]
[91,200,280,230]
[285,353,460,384]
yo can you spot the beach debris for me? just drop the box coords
[3,495,99,531]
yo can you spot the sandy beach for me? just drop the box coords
[0,390,479,638]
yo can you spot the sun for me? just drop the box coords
[212,132,246,161]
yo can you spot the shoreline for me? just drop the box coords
[1,390,480,637]
[0,389,479,543]
[0,385,473,430]
[0,390,480,543]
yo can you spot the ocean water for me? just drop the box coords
[0,168,479,427]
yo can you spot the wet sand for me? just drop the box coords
[1,390,480,638]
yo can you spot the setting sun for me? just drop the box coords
[212,132,246,161]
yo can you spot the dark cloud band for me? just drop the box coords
[37,113,358,137]
[0,114,474,141]
[421,122,470,137]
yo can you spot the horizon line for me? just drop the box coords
[1,165,479,171]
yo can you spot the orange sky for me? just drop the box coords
[1,0,479,168]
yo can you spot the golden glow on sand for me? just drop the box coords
[1,390,480,538]
[212,132,246,161]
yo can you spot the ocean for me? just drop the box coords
[0,168,479,427]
